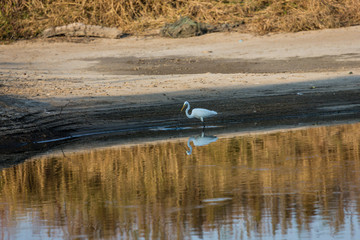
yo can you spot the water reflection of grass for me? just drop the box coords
[1,123,360,239]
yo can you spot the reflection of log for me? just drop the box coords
[42,22,123,39]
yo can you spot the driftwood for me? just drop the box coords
[42,23,123,39]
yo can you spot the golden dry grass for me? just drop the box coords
[1,0,360,40]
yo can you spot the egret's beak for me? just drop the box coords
[181,104,185,112]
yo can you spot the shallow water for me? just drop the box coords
[1,123,360,239]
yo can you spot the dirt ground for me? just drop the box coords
[1,26,360,164]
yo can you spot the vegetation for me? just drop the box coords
[1,0,360,41]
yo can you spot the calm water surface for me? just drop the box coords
[1,123,360,239]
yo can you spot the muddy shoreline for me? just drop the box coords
[1,79,360,167]
[90,54,360,75]
[1,27,360,166]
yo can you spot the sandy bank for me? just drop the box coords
[1,26,360,162]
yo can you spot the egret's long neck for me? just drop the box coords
[185,104,193,119]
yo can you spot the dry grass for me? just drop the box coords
[250,0,360,33]
[1,0,360,40]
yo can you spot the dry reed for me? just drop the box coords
[1,0,360,40]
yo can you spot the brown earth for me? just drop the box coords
[1,26,360,165]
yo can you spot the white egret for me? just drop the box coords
[181,101,217,126]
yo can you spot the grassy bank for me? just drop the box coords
[1,0,360,41]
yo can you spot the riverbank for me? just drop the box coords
[1,26,360,164]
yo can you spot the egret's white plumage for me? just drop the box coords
[181,101,217,124]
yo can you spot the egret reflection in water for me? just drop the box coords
[186,130,218,155]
